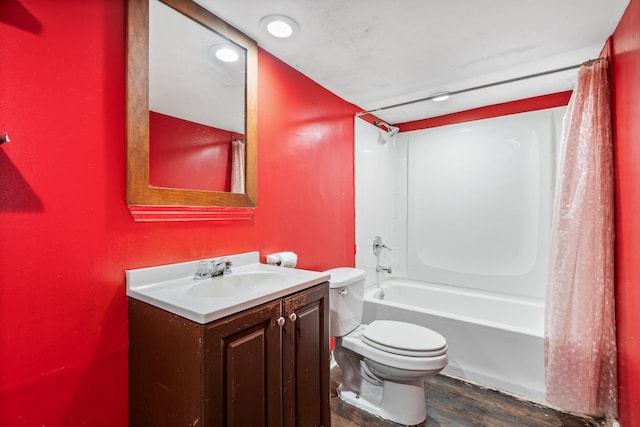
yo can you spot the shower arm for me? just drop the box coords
[374,121,400,137]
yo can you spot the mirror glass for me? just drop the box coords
[149,0,245,193]
[126,0,257,213]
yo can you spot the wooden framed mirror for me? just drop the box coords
[126,0,257,221]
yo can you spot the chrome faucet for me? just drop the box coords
[194,258,233,279]
[372,235,393,256]
[211,258,232,277]
[373,236,393,274]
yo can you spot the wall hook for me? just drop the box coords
[0,132,10,145]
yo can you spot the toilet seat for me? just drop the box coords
[362,320,447,357]
[340,324,448,372]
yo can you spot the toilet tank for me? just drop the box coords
[326,267,366,337]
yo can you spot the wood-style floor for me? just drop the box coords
[330,366,603,427]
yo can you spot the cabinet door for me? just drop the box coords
[129,299,205,427]
[282,282,331,427]
[205,299,283,427]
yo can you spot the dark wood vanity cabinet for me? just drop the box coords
[129,282,330,427]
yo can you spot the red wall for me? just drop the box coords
[255,50,357,270]
[149,111,240,192]
[398,91,572,131]
[0,1,356,426]
[608,0,640,424]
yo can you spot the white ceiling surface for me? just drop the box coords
[195,0,628,124]
[150,0,245,133]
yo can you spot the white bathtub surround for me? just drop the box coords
[354,117,406,286]
[355,108,565,402]
[363,278,545,402]
[545,59,617,418]
[404,109,563,299]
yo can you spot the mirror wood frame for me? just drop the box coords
[126,0,258,219]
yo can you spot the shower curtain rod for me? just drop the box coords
[356,57,604,117]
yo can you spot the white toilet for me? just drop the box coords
[327,267,448,425]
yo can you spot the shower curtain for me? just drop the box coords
[230,139,245,193]
[544,59,617,418]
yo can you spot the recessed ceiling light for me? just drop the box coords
[209,44,239,63]
[260,15,299,38]
[431,92,451,102]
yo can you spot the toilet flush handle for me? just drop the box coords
[338,288,348,296]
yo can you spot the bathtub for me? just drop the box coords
[362,277,546,403]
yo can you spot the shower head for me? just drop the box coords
[374,121,400,137]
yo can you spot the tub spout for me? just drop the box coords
[376,265,392,274]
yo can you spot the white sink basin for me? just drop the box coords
[126,251,330,324]
[187,271,287,298]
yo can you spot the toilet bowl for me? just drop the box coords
[327,268,448,425]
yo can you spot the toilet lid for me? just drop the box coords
[362,320,447,357]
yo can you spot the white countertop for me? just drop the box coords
[126,251,330,324]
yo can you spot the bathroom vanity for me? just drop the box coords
[126,252,331,427]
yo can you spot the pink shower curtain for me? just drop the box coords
[230,139,245,193]
[545,59,617,418]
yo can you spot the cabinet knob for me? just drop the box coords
[277,317,286,327]
[289,313,297,322]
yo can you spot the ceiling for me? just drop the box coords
[191,0,629,125]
